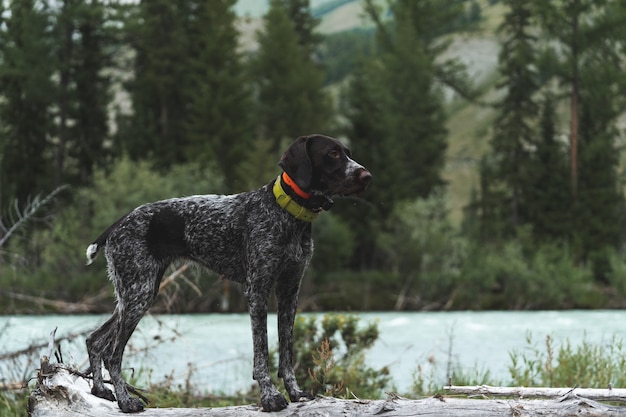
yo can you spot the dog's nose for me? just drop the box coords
[359,168,372,184]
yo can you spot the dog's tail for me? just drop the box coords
[85,214,128,265]
[85,231,110,265]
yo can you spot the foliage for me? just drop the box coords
[480,0,540,237]
[270,313,391,399]
[456,235,597,310]
[0,392,28,417]
[250,0,333,153]
[321,29,376,85]
[530,0,626,259]
[54,0,112,186]
[510,333,626,388]
[183,0,255,192]
[3,0,626,313]
[410,332,626,397]
[0,0,56,210]
[379,193,467,310]
[0,157,225,313]
[119,0,191,167]
[342,0,473,271]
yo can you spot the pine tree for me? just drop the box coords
[54,0,111,185]
[533,0,626,257]
[341,0,470,269]
[480,0,539,236]
[184,0,254,191]
[0,0,55,209]
[382,0,449,200]
[277,0,322,58]
[532,0,614,197]
[121,0,190,167]
[526,95,570,242]
[252,0,332,153]
[342,62,393,269]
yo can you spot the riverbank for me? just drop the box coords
[2,310,626,394]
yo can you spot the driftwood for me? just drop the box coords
[28,363,626,416]
[446,384,626,402]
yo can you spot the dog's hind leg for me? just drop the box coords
[106,266,163,413]
[86,312,119,401]
[105,309,147,413]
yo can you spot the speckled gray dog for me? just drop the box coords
[84,134,371,413]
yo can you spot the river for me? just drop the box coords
[1,311,625,394]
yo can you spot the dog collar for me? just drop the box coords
[281,172,311,199]
[273,175,320,222]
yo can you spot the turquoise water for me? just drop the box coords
[2,311,625,394]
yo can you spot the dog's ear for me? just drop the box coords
[279,136,313,190]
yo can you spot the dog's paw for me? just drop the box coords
[118,397,145,413]
[91,386,116,402]
[289,389,314,403]
[261,391,289,412]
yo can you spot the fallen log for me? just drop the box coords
[28,363,626,416]
[446,384,626,402]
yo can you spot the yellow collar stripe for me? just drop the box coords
[273,175,320,222]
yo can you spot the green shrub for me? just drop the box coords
[379,193,468,310]
[510,333,626,388]
[0,392,28,417]
[456,239,598,310]
[0,157,225,313]
[270,313,391,399]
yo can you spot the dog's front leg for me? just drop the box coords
[276,265,314,403]
[245,279,289,412]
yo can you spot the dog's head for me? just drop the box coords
[279,134,372,198]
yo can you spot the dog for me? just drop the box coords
[84,134,371,412]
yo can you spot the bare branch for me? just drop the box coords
[0,185,69,248]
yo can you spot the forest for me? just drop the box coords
[2,0,626,313]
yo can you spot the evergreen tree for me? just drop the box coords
[277,0,322,58]
[355,0,472,207]
[252,0,332,153]
[479,0,539,237]
[341,0,470,269]
[54,0,111,185]
[0,0,55,209]
[533,0,626,257]
[533,0,611,197]
[121,0,190,167]
[574,57,625,259]
[382,0,449,200]
[342,62,392,269]
[526,95,570,242]
[184,0,254,191]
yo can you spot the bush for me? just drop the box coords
[0,392,28,417]
[509,333,626,388]
[0,157,226,313]
[270,313,391,399]
[456,238,598,310]
[379,193,468,310]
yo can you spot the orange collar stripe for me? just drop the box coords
[282,172,311,199]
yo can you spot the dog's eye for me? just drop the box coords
[328,150,340,159]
